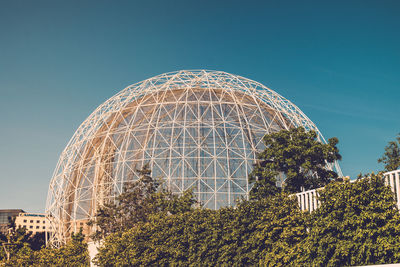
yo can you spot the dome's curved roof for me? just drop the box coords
[46,70,341,245]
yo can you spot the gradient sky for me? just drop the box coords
[1,0,399,212]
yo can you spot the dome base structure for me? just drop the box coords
[46,70,341,246]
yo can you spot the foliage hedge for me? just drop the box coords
[94,174,400,266]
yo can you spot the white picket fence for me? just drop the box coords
[383,170,400,209]
[296,170,400,212]
[295,188,320,212]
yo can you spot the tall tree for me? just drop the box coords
[250,127,341,196]
[88,164,196,241]
[378,133,400,171]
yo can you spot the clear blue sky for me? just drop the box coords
[1,0,399,212]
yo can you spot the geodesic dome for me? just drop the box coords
[46,70,341,245]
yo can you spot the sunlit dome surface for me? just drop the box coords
[46,70,341,245]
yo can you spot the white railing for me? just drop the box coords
[295,188,320,212]
[296,170,400,212]
[383,170,400,209]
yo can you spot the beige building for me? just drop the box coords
[15,213,52,234]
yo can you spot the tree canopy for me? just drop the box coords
[95,172,400,266]
[378,133,400,171]
[0,218,46,264]
[94,193,306,266]
[250,127,341,197]
[0,229,89,266]
[88,164,196,241]
[34,230,90,267]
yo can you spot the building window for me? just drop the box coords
[36,226,39,229]
[43,226,45,229]
[36,220,40,223]
[23,219,27,223]
[30,220,33,223]
[43,221,45,224]
[29,226,33,229]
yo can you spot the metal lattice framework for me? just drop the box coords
[46,70,342,246]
